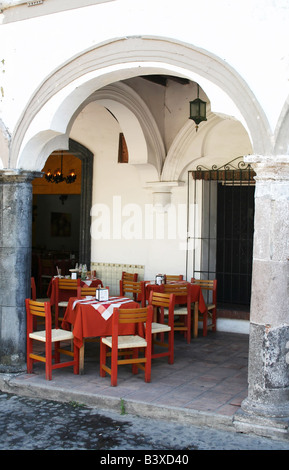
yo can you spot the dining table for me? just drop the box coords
[62,295,140,373]
[145,281,207,338]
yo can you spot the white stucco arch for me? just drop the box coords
[162,112,254,182]
[161,111,222,181]
[10,36,272,172]
[58,81,165,174]
[17,81,165,181]
[274,96,289,154]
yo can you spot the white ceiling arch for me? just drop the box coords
[162,111,253,182]
[17,81,165,178]
[11,35,272,170]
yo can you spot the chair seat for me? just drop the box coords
[29,328,74,343]
[207,303,216,310]
[151,322,171,333]
[58,301,69,307]
[145,322,171,333]
[102,335,147,349]
[164,306,188,316]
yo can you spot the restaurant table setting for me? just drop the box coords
[63,293,139,344]
[61,294,141,373]
[145,277,207,338]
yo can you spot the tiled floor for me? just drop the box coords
[17,330,249,418]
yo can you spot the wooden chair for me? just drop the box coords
[122,271,138,282]
[100,305,153,386]
[38,258,55,296]
[26,299,79,381]
[119,280,146,307]
[31,276,37,300]
[191,278,217,336]
[31,277,50,328]
[75,283,106,372]
[76,282,103,298]
[148,291,175,364]
[163,283,192,343]
[55,278,80,327]
[31,277,50,301]
[165,275,183,282]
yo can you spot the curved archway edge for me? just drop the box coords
[11,36,272,167]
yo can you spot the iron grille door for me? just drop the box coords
[188,157,255,308]
[216,184,255,306]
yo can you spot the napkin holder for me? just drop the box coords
[155,274,165,285]
[95,288,109,301]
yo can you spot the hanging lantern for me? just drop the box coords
[189,84,207,131]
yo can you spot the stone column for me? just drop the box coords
[0,170,40,372]
[235,155,289,439]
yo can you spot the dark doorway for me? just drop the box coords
[31,139,94,295]
[216,184,255,306]
[188,158,256,309]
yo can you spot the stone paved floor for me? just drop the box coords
[14,330,249,418]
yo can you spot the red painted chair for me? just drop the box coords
[119,280,146,307]
[31,277,37,300]
[165,274,183,282]
[148,291,175,364]
[163,283,192,343]
[191,278,217,336]
[55,278,80,327]
[76,282,106,372]
[26,299,79,381]
[100,305,153,386]
[76,282,103,298]
[121,271,138,282]
[38,257,55,297]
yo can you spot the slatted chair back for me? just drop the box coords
[163,283,192,343]
[148,291,175,364]
[165,274,183,282]
[100,305,153,386]
[122,271,138,282]
[191,278,217,335]
[55,278,80,327]
[119,280,146,307]
[77,282,103,298]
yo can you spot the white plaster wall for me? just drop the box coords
[70,101,188,279]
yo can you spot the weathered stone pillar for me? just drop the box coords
[235,155,289,439]
[0,170,40,372]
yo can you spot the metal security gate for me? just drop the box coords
[186,157,255,308]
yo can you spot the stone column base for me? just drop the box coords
[234,408,289,441]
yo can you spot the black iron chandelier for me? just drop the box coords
[189,84,207,132]
[45,152,77,184]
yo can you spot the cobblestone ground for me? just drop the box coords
[1,391,289,452]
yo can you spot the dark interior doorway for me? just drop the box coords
[216,184,255,307]
[31,139,94,295]
[188,158,255,309]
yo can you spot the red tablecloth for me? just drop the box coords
[62,296,140,349]
[47,277,103,305]
[145,282,207,313]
